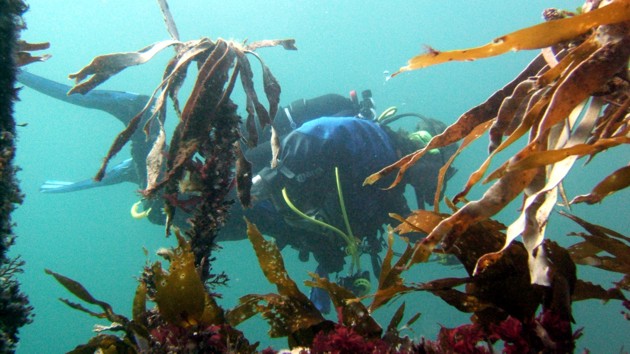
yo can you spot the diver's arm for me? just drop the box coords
[17,70,150,125]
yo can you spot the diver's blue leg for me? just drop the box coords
[309,265,332,314]
[40,158,135,193]
[17,70,149,125]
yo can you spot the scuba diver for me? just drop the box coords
[233,108,456,313]
[19,71,457,312]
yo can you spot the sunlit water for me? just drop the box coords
[10,1,628,352]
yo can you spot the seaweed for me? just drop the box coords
[64,2,295,283]
[40,1,292,351]
[46,232,258,353]
[231,219,423,351]
[361,1,629,350]
[366,0,630,289]
[391,0,630,75]
[227,220,330,347]
[562,212,629,304]
[39,1,630,352]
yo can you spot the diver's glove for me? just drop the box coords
[250,167,278,201]
[40,158,134,193]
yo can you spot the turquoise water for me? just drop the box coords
[10,1,628,352]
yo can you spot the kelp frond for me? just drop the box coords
[368,1,630,288]
[45,269,150,352]
[231,219,422,350]
[226,219,327,346]
[47,2,293,352]
[46,232,258,353]
[15,40,50,67]
[150,228,225,327]
[391,0,630,76]
[563,212,630,295]
[571,164,630,204]
[65,2,296,284]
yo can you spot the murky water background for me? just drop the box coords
[10,1,628,352]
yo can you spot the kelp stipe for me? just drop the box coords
[64,2,294,282]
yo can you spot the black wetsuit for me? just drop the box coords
[244,93,357,173]
[241,117,410,274]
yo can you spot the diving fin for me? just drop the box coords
[309,265,331,314]
[40,158,135,193]
[40,179,100,193]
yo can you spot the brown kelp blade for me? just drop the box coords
[229,219,326,341]
[144,128,166,192]
[132,282,147,324]
[369,230,416,312]
[245,50,283,126]
[246,38,297,51]
[93,38,227,185]
[364,54,546,190]
[416,284,491,314]
[156,0,180,40]
[572,280,626,302]
[563,212,630,296]
[94,111,144,181]
[489,78,537,152]
[16,40,49,52]
[479,98,601,279]
[68,40,180,95]
[433,119,494,209]
[389,213,425,234]
[428,165,539,271]
[15,40,50,67]
[385,302,406,336]
[571,164,630,205]
[148,41,237,198]
[235,49,271,130]
[150,230,211,327]
[391,209,444,235]
[453,91,550,202]
[507,136,629,173]
[246,219,310,300]
[562,212,630,268]
[229,293,324,339]
[45,269,128,324]
[532,32,630,143]
[392,1,630,76]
